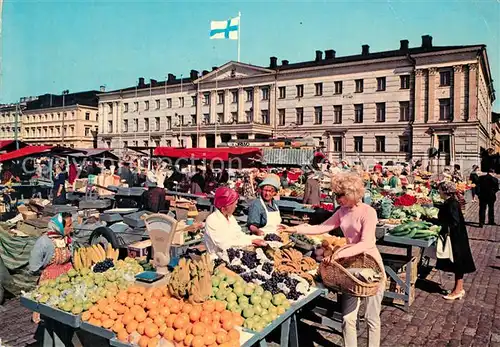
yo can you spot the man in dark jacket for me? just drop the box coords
[477,168,499,227]
[119,162,135,187]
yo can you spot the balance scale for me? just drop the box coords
[143,213,178,275]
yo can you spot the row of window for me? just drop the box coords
[24,125,97,138]
[0,127,20,133]
[25,112,97,122]
[328,136,410,153]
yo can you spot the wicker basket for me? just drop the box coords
[319,251,382,297]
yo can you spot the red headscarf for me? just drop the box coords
[214,187,239,210]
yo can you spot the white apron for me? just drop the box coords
[259,198,282,235]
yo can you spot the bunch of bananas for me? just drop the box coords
[73,244,119,271]
[168,254,214,303]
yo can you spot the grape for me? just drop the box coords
[262,262,273,274]
[241,251,259,269]
[227,248,241,262]
[227,265,245,274]
[264,233,282,242]
[213,258,225,268]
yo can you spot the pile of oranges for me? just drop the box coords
[81,285,243,347]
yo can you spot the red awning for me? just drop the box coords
[0,145,53,162]
[0,140,29,151]
[154,147,261,161]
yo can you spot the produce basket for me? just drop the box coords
[319,251,382,297]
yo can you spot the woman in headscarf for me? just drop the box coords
[28,212,74,322]
[204,187,266,254]
[247,175,283,236]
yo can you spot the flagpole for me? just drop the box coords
[237,11,241,62]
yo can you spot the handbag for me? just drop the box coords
[436,233,454,262]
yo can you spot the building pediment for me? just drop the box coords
[195,61,274,83]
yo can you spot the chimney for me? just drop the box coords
[324,49,336,60]
[281,60,289,66]
[190,70,199,80]
[138,77,145,87]
[362,45,370,55]
[421,35,433,48]
[167,73,176,82]
[100,85,106,92]
[150,79,157,87]
[270,56,278,68]
[400,39,409,51]
[315,50,323,62]
[202,70,209,76]
[212,66,218,72]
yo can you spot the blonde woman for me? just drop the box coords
[282,172,385,347]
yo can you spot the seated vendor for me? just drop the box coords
[247,175,282,236]
[204,187,265,254]
[142,173,168,213]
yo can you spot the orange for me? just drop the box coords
[138,286,146,294]
[182,303,193,314]
[137,322,146,335]
[166,314,177,328]
[112,321,125,333]
[174,314,189,330]
[126,320,138,334]
[192,336,204,347]
[161,286,170,298]
[145,317,154,325]
[154,316,166,327]
[97,298,109,307]
[102,319,114,329]
[104,306,114,315]
[115,304,127,314]
[82,311,91,321]
[174,329,186,342]
[134,295,145,306]
[170,302,181,314]
[138,336,150,347]
[184,334,194,346]
[220,311,232,322]
[146,298,159,310]
[126,295,136,308]
[207,344,218,347]
[233,315,244,326]
[202,301,215,313]
[128,286,140,294]
[148,337,160,347]
[159,306,170,317]
[216,331,228,344]
[211,312,221,323]
[228,329,240,341]
[117,329,129,342]
[167,298,179,307]
[158,323,167,336]
[122,312,135,325]
[108,311,118,320]
[185,323,193,335]
[148,308,159,319]
[192,322,206,336]
[222,319,234,332]
[203,332,216,346]
[89,318,102,327]
[100,314,110,322]
[117,291,128,304]
[130,305,143,314]
[144,323,159,338]
[200,314,212,325]
[135,310,147,322]
[214,301,226,312]
[153,288,163,298]
[89,306,99,314]
[159,297,170,306]
[189,310,201,322]
[164,327,175,341]
[210,321,221,334]
[93,311,102,320]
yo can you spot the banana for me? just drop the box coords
[114,248,119,262]
[96,244,106,261]
[73,249,81,271]
[90,246,100,264]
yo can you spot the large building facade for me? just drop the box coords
[98,35,495,170]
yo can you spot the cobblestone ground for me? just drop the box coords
[0,196,498,347]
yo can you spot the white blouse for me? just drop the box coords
[204,210,255,254]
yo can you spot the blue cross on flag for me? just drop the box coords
[210,16,240,40]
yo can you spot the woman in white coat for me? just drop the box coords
[247,175,283,236]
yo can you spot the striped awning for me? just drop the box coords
[262,148,314,166]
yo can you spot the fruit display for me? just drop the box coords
[210,268,291,332]
[263,233,282,242]
[82,285,244,346]
[313,236,347,262]
[168,254,214,303]
[388,221,441,240]
[273,249,317,284]
[23,257,144,313]
[73,244,119,271]
[289,233,316,248]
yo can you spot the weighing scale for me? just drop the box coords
[143,213,178,275]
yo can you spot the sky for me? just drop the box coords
[1,0,499,110]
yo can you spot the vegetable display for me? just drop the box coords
[388,221,441,240]
[394,194,417,207]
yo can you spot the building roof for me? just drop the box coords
[25,91,99,111]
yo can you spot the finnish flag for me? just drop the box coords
[210,16,240,40]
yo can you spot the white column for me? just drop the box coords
[253,88,260,123]
[224,90,230,124]
[185,136,193,149]
[248,134,255,140]
[210,91,216,124]
[199,134,207,148]
[238,88,244,123]
[231,134,237,140]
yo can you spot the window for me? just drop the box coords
[155,117,160,131]
[133,118,138,132]
[333,137,342,152]
[245,111,253,123]
[96,114,98,123]
[314,106,323,124]
[192,96,197,107]
[439,98,451,120]
[144,101,149,111]
[232,91,238,103]
[167,98,172,108]
[108,103,113,114]
[400,75,410,89]
[296,85,304,98]
[376,77,386,91]
[107,120,113,133]
[217,113,224,124]
[261,110,269,125]
[334,105,342,124]
[132,141,138,147]
[399,136,410,152]
[191,114,197,125]
[57,113,61,120]
[144,140,148,147]
[399,101,410,121]
[279,87,286,99]
[262,88,269,100]
[376,136,386,152]
[123,141,128,148]
[334,81,343,95]
[155,99,160,109]
[179,97,184,108]
[296,108,303,125]
[124,103,129,113]
[376,103,386,122]
[85,127,90,137]
[85,112,90,120]
[354,104,363,123]
[203,113,210,124]
[218,92,224,105]
[178,115,185,126]
[166,117,172,129]
[231,112,238,123]
[354,136,363,152]
[355,79,364,93]
[438,135,451,154]
[315,83,323,96]
[440,71,451,86]
[123,119,128,132]
[165,140,172,147]
[134,102,138,111]
[278,109,286,126]
[203,93,210,105]
[246,90,253,102]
